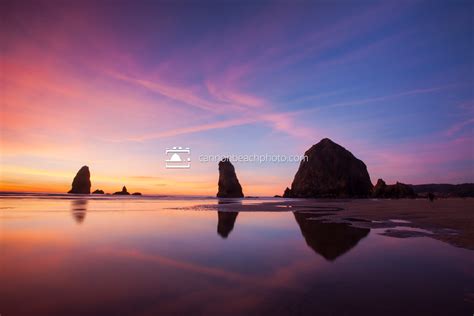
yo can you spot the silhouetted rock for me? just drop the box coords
[113,186,130,195]
[283,187,292,198]
[92,189,104,194]
[132,192,142,196]
[68,166,91,194]
[217,159,244,198]
[294,212,370,261]
[373,179,416,198]
[387,182,417,198]
[373,179,387,197]
[286,138,373,198]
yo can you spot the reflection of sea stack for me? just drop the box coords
[71,199,88,224]
[68,166,91,194]
[217,212,239,238]
[284,138,373,198]
[113,186,130,195]
[294,212,369,261]
[373,179,416,198]
[217,159,244,198]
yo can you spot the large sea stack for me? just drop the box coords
[217,159,244,198]
[284,138,373,198]
[68,166,91,194]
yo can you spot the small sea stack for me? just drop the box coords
[113,186,130,195]
[68,166,91,194]
[217,159,244,198]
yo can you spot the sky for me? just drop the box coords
[1,0,473,195]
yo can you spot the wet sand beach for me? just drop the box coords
[191,198,474,250]
[1,195,473,315]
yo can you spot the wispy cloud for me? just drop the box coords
[108,71,219,112]
[303,84,465,112]
[444,118,474,137]
[124,117,259,141]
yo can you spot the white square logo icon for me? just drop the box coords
[165,147,191,169]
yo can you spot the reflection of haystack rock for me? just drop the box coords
[217,212,239,238]
[294,212,369,261]
[71,199,88,224]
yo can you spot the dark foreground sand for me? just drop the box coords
[195,198,474,250]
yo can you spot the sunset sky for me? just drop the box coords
[1,0,473,195]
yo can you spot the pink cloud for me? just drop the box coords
[205,81,266,109]
[444,118,474,137]
[366,136,473,184]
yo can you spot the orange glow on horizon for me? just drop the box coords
[0,166,283,196]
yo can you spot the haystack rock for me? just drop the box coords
[68,166,91,194]
[216,159,244,198]
[113,186,130,195]
[284,138,373,198]
[373,178,416,198]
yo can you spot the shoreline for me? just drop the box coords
[2,193,472,250]
[190,198,474,251]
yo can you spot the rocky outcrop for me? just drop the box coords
[283,187,292,198]
[92,189,104,194]
[284,138,373,198]
[373,179,387,197]
[217,159,244,198]
[113,186,130,195]
[385,182,416,198]
[68,166,91,194]
[372,179,416,198]
[132,192,142,196]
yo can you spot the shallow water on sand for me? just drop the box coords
[1,195,473,315]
